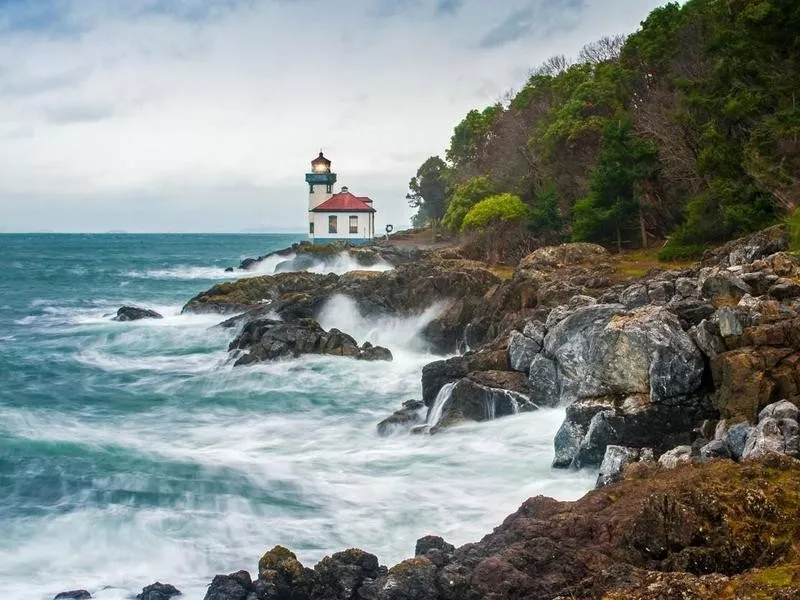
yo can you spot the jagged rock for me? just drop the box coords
[724,422,753,460]
[229,319,392,366]
[256,546,315,600]
[203,571,252,600]
[769,279,800,300]
[675,277,698,298]
[690,319,726,357]
[759,399,800,422]
[313,548,381,600]
[713,307,743,338]
[113,306,163,321]
[527,354,560,408]
[710,349,776,421]
[699,269,752,306]
[552,419,584,468]
[742,418,790,459]
[377,401,425,436]
[415,536,455,557]
[666,298,716,326]
[658,445,693,469]
[647,280,675,304]
[508,330,540,373]
[573,410,617,468]
[518,243,610,271]
[433,372,534,430]
[522,320,546,346]
[597,446,641,487]
[371,557,437,600]
[136,582,181,600]
[702,224,789,267]
[545,295,598,329]
[420,343,508,405]
[54,591,91,600]
[620,284,649,309]
[699,439,731,460]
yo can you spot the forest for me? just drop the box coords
[406,0,800,260]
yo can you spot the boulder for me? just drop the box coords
[54,592,91,600]
[759,399,800,422]
[256,546,315,600]
[420,343,508,406]
[415,536,455,557]
[702,224,788,267]
[136,582,181,600]
[229,319,392,366]
[552,420,585,468]
[313,548,381,600]
[596,446,642,488]
[698,269,752,306]
[699,440,731,460]
[573,411,617,468]
[203,571,252,600]
[742,418,790,459]
[377,401,425,436]
[768,279,800,300]
[666,298,716,326]
[658,445,693,469]
[724,422,753,460]
[518,243,610,271]
[527,354,560,408]
[620,284,649,309]
[508,330,540,373]
[710,350,776,421]
[369,557,438,600]
[433,372,534,430]
[113,306,163,321]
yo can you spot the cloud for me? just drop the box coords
[435,0,464,16]
[41,104,115,125]
[479,0,587,49]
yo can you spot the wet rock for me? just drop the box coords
[54,591,91,600]
[420,343,508,405]
[527,354,560,408]
[573,410,617,468]
[373,557,437,600]
[257,546,315,600]
[377,401,425,436]
[113,306,163,321]
[699,440,731,460]
[508,330,540,373]
[597,445,642,487]
[313,548,381,600]
[658,445,693,469]
[230,319,392,365]
[224,267,235,273]
[415,535,455,556]
[137,582,182,600]
[433,371,534,430]
[203,571,252,600]
[552,419,584,468]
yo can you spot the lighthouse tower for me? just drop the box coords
[305,151,376,243]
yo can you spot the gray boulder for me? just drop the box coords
[572,410,617,469]
[433,373,535,430]
[54,592,91,600]
[527,354,560,408]
[699,439,731,460]
[203,571,252,600]
[724,422,753,460]
[759,399,800,423]
[658,445,693,469]
[620,284,649,309]
[508,330,540,373]
[596,445,643,488]
[137,583,181,600]
[113,306,163,321]
[742,418,789,459]
[552,420,584,469]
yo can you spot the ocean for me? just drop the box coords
[0,234,595,600]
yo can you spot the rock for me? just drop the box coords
[313,548,381,600]
[113,306,163,321]
[710,349,776,421]
[689,319,725,357]
[420,343,508,405]
[518,243,610,271]
[433,372,534,430]
[724,422,753,460]
[203,571,252,600]
[573,410,617,468]
[620,284,649,309]
[224,267,235,273]
[414,536,455,556]
[647,280,675,304]
[658,445,693,469]
[372,557,437,600]
[54,591,91,600]
[742,418,790,459]
[596,445,641,487]
[768,279,800,300]
[229,319,392,365]
[702,224,789,267]
[666,298,716,326]
[759,399,800,422]
[239,257,259,270]
[675,277,698,298]
[713,307,743,338]
[552,419,585,468]
[377,401,425,436]
[507,330,540,373]
[136,582,181,600]
[527,354,560,408]
[699,440,731,460]
[256,546,315,600]
[699,270,752,306]
[522,320,546,346]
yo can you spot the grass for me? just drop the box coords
[612,246,697,279]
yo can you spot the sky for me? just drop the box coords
[0,0,667,233]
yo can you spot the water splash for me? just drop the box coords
[426,382,456,427]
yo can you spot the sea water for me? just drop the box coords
[0,234,595,600]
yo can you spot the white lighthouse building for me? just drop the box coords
[306,152,376,243]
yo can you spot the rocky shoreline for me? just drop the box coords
[95,227,800,599]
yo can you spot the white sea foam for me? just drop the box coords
[1,286,596,600]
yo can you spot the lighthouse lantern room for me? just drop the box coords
[306,151,376,243]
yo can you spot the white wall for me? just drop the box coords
[309,211,374,241]
[308,182,333,211]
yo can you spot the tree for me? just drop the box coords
[407,156,449,226]
[442,176,496,231]
[572,113,657,250]
[578,35,627,65]
[529,185,564,241]
[446,104,503,167]
[461,193,529,231]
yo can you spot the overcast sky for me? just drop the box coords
[0,0,666,233]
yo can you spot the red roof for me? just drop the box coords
[312,191,375,213]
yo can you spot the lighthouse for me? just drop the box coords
[306,151,376,243]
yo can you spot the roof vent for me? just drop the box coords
[341,186,349,193]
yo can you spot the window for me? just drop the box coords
[309,222,314,234]
[309,184,314,193]
[326,184,332,193]
[328,215,337,234]
[349,215,358,234]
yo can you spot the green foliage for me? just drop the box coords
[787,209,800,253]
[461,193,529,231]
[572,113,657,246]
[442,176,496,231]
[446,105,503,167]
[529,185,563,237]
[407,156,449,226]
